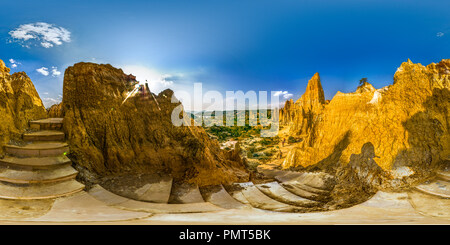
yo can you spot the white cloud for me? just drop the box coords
[51,66,61,77]
[36,66,61,76]
[437,32,444,37]
[36,67,49,76]
[274,91,293,99]
[9,22,71,48]
[274,91,287,97]
[8,58,21,68]
[42,95,62,108]
[41,42,53,48]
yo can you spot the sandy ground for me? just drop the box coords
[0,189,448,225]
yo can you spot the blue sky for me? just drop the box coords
[1,0,449,108]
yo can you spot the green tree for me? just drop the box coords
[359,77,368,85]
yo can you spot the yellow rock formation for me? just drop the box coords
[62,62,249,186]
[0,59,47,154]
[280,72,326,137]
[282,59,450,175]
[47,102,64,118]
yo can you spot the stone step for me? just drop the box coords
[29,192,150,222]
[200,185,250,209]
[88,185,129,205]
[29,118,63,131]
[118,199,223,214]
[88,185,223,214]
[169,183,205,204]
[359,191,414,209]
[99,174,173,203]
[258,167,304,181]
[134,177,173,203]
[0,165,78,184]
[297,173,335,191]
[256,182,321,208]
[0,179,84,200]
[281,180,331,203]
[272,171,306,182]
[437,170,450,182]
[256,168,333,202]
[230,182,306,212]
[408,190,450,219]
[224,185,251,205]
[415,180,450,199]
[23,130,65,142]
[275,172,335,191]
[0,156,71,170]
[293,182,331,195]
[256,167,287,178]
[5,142,69,157]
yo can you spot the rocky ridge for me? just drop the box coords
[0,59,47,154]
[281,59,450,190]
[61,62,249,187]
[47,103,64,118]
[280,73,326,137]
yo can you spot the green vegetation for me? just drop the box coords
[245,160,260,172]
[260,137,280,146]
[288,136,301,144]
[203,110,285,167]
[207,125,260,141]
[203,110,274,142]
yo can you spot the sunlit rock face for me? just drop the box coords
[280,72,326,138]
[282,59,450,183]
[0,59,47,154]
[47,102,64,118]
[279,99,295,124]
[297,72,326,112]
[62,62,249,186]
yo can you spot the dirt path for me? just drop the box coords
[259,125,300,169]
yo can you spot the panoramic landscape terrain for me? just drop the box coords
[0,0,449,226]
[0,57,448,224]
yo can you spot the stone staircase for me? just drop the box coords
[0,118,335,212]
[87,167,333,214]
[219,169,333,212]
[0,118,84,200]
[407,161,450,218]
